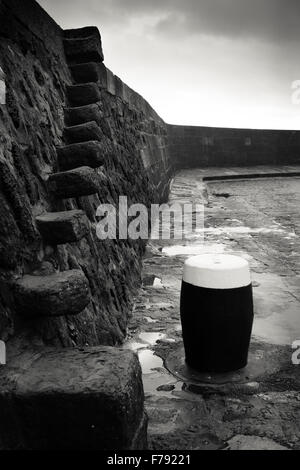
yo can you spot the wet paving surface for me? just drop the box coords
[125,167,300,450]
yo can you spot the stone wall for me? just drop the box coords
[168,124,300,168]
[0,0,173,348]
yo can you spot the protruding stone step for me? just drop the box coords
[57,141,104,171]
[66,83,101,107]
[0,347,147,450]
[48,166,99,198]
[64,103,102,127]
[13,269,90,317]
[63,121,102,144]
[64,26,101,39]
[36,210,89,244]
[63,27,104,64]
[70,62,107,85]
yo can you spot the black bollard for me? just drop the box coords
[180,254,254,373]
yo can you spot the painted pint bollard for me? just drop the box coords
[180,254,254,373]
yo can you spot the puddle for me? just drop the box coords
[138,349,164,374]
[197,225,297,237]
[252,272,300,345]
[143,373,182,398]
[162,243,226,256]
[159,225,297,253]
[163,337,176,343]
[126,342,146,351]
[144,316,159,323]
[153,277,164,288]
[253,311,300,346]
[139,332,166,345]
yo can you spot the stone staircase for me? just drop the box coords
[3,25,148,450]
[12,27,108,320]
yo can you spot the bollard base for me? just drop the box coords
[165,342,281,390]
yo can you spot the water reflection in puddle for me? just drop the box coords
[162,243,226,256]
[139,332,165,345]
[153,277,164,288]
[127,342,146,351]
[138,349,163,374]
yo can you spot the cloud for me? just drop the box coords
[38,0,300,44]
[37,0,300,130]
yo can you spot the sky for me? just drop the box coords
[38,0,300,130]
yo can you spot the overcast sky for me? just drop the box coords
[38,0,300,129]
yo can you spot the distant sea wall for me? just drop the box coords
[168,124,300,168]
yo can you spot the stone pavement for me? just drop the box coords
[125,167,300,450]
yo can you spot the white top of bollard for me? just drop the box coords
[183,254,251,289]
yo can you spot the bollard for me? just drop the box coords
[180,254,253,373]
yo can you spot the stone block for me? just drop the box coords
[13,269,90,317]
[57,141,104,170]
[64,26,101,39]
[48,166,99,198]
[36,210,89,244]
[63,121,103,144]
[66,83,101,107]
[70,62,99,83]
[70,62,107,86]
[63,27,104,64]
[64,103,102,126]
[0,346,147,450]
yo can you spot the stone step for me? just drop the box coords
[57,141,104,171]
[48,166,99,199]
[64,103,102,127]
[0,346,147,450]
[36,210,89,244]
[70,62,107,85]
[63,121,102,144]
[63,27,104,64]
[13,269,90,317]
[64,26,101,39]
[66,83,101,107]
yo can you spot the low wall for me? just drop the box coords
[168,124,300,168]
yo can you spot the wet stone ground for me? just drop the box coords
[124,167,300,450]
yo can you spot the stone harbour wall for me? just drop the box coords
[0,0,173,348]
